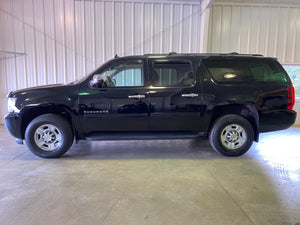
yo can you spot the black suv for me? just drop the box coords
[4,53,296,158]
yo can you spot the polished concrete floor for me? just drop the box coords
[0,125,299,225]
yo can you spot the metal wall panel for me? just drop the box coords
[0,0,207,122]
[208,3,300,64]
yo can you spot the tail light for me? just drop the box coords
[287,85,295,110]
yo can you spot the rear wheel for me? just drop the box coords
[25,114,73,158]
[209,114,254,157]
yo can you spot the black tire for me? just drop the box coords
[209,114,254,157]
[25,114,73,158]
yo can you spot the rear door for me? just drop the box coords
[147,58,202,131]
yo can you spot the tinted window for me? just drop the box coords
[152,61,194,86]
[99,62,143,87]
[203,59,288,84]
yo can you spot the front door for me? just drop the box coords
[148,58,202,131]
[78,59,149,134]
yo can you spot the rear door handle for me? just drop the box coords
[128,95,146,99]
[181,93,199,98]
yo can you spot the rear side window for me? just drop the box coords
[203,58,289,84]
[152,61,194,86]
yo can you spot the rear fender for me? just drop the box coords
[210,104,259,142]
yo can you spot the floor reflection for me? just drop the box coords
[256,128,300,182]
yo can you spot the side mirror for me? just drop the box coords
[90,74,104,88]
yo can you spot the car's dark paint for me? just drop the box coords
[198,57,295,139]
[6,83,80,139]
[4,113,22,139]
[78,58,149,134]
[147,57,203,131]
[259,109,297,132]
[4,53,297,147]
[79,86,150,133]
[85,131,205,141]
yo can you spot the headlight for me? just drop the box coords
[8,98,19,113]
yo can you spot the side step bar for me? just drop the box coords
[85,132,206,141]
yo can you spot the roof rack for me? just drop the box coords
[144,52,178,56]
[141,52,265,57]
[220,52,263,56]
[143,53,166,56]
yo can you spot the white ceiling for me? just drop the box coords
[82,0,300,4]
[161,0,300,4]
[214,0,300,4]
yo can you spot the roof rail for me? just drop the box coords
[220,52,263,56]
[143,53,165,56]
[251,54,264,56]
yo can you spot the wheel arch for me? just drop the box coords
[209,104,259,142]
[20,104,77,140]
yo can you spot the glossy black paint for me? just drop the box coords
[78,58,149,134]
[4,113,21,138]
[4,54,297,143]
[147,57,203,131]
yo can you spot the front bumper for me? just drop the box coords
[259,109,297,133]
[4,113,23,139]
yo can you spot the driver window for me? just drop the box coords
[97,62,143,88]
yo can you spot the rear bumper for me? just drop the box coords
[4,113,23,139]
[259,109,297,133]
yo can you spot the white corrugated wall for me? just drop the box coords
[208,2,300,64]
[0,0,209,122]
[208,2,300,126]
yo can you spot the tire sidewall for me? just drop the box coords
[25,114,73,158]
[210,115,254,157]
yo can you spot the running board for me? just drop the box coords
[85,132,206,141]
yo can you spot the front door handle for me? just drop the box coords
[128,95,146,99]
[181,93,199,98]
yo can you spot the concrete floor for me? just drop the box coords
[0,126,299,225]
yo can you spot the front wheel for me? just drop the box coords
[209,114,254,157]
[25,114,73,158]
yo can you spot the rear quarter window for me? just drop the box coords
[203,58,289,84]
